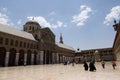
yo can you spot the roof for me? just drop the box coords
[0,23,36,41]
[56,43,75,51]
[25,20,40,26]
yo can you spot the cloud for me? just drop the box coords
[0,13,9,25]
[17,19,22,25]
[72,5,92,26]
[0,7,13,25]
[104,6,120,25]
[51,21,63,28]
[27,16,67,28]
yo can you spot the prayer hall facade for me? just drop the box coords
[0,20,75,67]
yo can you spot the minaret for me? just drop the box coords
[59,33,63,44]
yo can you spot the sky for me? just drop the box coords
[0,0,120,50]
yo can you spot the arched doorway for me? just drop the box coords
[34,51,37,65]
[46,50,49,64]
[18,50,24,66]
[9,48,16,66]
[27,50,31,65]
[49,51,52,64]
[0,47,6,67]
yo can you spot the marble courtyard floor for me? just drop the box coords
[0,62,120,80]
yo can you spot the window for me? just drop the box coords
[29,26,31,30]
[32,27,34,30]
[10,39,14,45]
[24,42,26,48]
[34,44,36,49]
[31,44,33,48]
[27,43,29,48]
[36,45,38,49]
[5,38,9,45]
[20,41,22,47]
[15,40,18,47]
[0,37,3,44]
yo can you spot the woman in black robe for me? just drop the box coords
[83,62,88,71]
[89,61,96,71]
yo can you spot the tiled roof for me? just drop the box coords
[56,43,75,51]
[0,23,36,41]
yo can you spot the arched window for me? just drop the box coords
[32,26,34,31]
[27,43,29,48]
[10,39,14,46]
[31,44,33,49]
[20,41,22,47]
[5,38,9,45]
[24,42,26,48]
[15,40,18,47]
[29,26,31,30]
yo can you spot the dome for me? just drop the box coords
[25,20,40,27]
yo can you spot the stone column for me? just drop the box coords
[60,56,62,63]
[56,53,59,63]
[15,53,19,66]
[37,51,41,64]
[36,52,39,64]
[24,53,27,66]
[49,52,52,64]
[65,57,68,61]
[49,51,51,64]
[62,56,64,63]
[5,52,10,67]
[40,51,44,64]
[54,53,56,63]
[65,57,67,62]
[44,51,46,64]
[52,53,55,64]
[31,53,34,65]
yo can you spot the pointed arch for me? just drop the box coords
[19,50,24,66]
[34,51,37,65]
[0,47,6,66]
[9,48,16,66]
[27,50,32,65]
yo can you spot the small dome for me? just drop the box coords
[24,20,41,31]
[25,20,40,27]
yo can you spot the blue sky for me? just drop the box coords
[0,0,120,50]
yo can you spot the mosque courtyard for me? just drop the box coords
[0,61,120,80]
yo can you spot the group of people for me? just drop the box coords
[83,61,96,71]
[100,60,117,69]
[83,60,117,71]
[64,59,75,66]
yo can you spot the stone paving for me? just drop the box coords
[0,62,120,80]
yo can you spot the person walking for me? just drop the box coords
[83,62,88,71]
[112,60,116,69]
[72,59,75,66]
[89,61,96,71]
[101,60,105,69]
